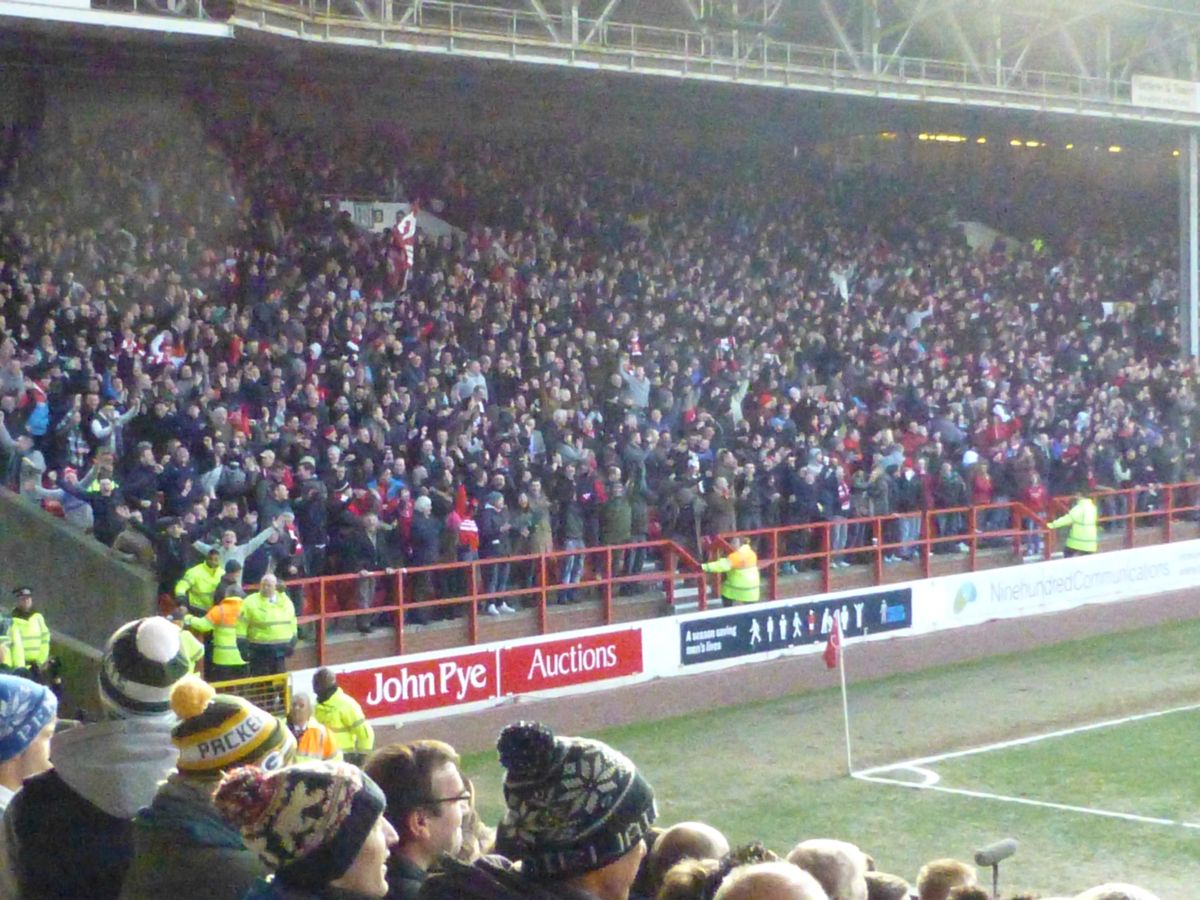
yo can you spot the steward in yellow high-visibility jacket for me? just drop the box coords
[11,587,50,668]
[240,574,298,677]
[185,593,248,682]
[0,619,25,670]
[175,550,224,615]
[313,667,374,765]
[701,538,761,607]
[1049,495,1098,556]
[178,626,205,674]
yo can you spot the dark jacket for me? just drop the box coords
[599,494,633,545]
[477,505,510,559]
[244,879,381,899]
[704,490,737,535]
[409,514,442,567]
[120,776,267,900]
[385,855,427,900]
[418,856,595,900]
[341,527,391,573]
[5,717,178,900]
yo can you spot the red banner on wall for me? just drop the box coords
[346,649,497,718]
[500,628,643,695]
[328,629,644,720]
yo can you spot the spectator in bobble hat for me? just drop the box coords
[0,674,57,814]
[418,720,657,900]
[215,760,397,900]
[1,616,189,900]
[120,675,298,900]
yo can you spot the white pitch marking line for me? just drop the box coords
[852,702,1200,831]
[853,772,1200,830]
[855,701,1200,777]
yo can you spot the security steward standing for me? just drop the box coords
[0,614,25,672]
[313,666,374,766]
[701,536,761,607]
[175,548,224,616]
[1049,493,1099,557]
[288,691,341,763]
[183,584,249,682]
[240,573,297,676]
[10,587,50,680]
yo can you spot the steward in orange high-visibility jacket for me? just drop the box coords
[701,537,761,607]
[287,692,342,764]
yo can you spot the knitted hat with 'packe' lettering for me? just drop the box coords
[169,676,295,777]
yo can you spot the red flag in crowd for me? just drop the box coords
[386,204,418,289]
[393,208,417,270]
[823,615,842,670]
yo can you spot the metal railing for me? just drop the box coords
[707,481,1200,604]
[290,538,707,666]
[228,0,1152,116]
[277,480,1200,667]
[211,671,291,716]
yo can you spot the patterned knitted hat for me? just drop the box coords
[98,617,191,719]
[494,721,657,880]
[0,674,57,763]
[169,676,295,776]
[215,761,386,890]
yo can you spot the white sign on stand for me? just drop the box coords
[1131,75,1200,114]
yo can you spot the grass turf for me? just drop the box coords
[462,615,1200,898]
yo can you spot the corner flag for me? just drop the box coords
[823,615,842,670]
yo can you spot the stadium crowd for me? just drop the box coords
[0,618,1166,899]
[1,105,1195,626]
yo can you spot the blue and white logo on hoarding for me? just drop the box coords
[678,588,913,666]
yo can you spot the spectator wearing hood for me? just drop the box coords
[1,617,190,900]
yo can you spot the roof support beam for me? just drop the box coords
[818,0,864,73]
[880,0,925,76]
[941,3,986,84]
[525,0,560,41]
[678,0,701,23]
[581,0,620,45]
[1057,25,1092,80]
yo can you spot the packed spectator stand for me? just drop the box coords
[0,101,1195,635]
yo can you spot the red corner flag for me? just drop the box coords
[823,616,842,670]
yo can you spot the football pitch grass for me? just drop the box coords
[462,615,1200,898]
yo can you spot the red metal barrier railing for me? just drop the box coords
[708,482,1200,604]
[278,481,1200,666]
[289,539,708,664]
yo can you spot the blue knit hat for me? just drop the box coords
[0,674,57,763]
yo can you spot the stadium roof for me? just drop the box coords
[374,0,1200,87]
[3,0,1200,134]
[469,0,1200,86]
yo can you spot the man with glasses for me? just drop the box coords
[365,739,468,899]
